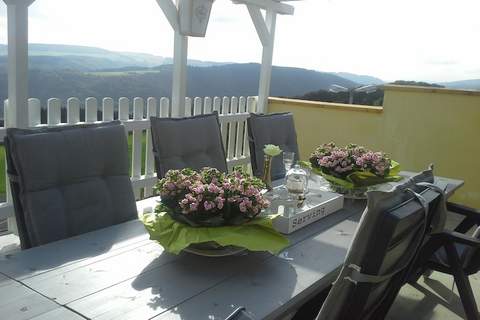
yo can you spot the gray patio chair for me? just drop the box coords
[410,202,480,320]
[314,179,444,319]
[247,112,300,180]
[150,112,228,178]
[4,121,138,249]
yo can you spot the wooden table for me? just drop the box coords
[0,174,464,320]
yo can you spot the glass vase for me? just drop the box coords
[262,155,273,191]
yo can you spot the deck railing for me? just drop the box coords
[0,96,257,230]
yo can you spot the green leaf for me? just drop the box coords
[142,212,289,255]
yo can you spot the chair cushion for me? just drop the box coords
[318,170,442,319]
[247,112,300,180]
[150,113,228,178]
[394,165,447,233]
[5,121,137,248]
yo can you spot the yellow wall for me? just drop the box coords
[268,85,480,208]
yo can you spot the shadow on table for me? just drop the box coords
[131,251,299,320]
[0,220,147,279]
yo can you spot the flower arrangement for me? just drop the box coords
[154,167,270,227]
[309,142,401,189]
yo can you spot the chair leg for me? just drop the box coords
[445,243,480,320]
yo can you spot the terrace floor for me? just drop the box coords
[388,270,480,319]
[387,213,480,320]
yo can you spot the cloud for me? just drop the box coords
[427,59,458,66]
[0,0,479,82]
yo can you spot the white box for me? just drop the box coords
[268,191,344,234]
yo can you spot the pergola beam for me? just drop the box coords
[155,0,187,117]
[257,10,276,113]
[155,0,179,31]
[234,0,297,113]
[246,5,270,46]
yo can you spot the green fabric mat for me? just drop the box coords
[142,211,289,255]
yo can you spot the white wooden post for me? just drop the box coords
[4,0,35,234]
[3,0,33,129]
[156,0,189,117]
[47,98,61,125]
[67,97,80,124]
[172,23,188,117]
[102,97,114,122]
[144,97,158,197]
[28,98,41,127]
[85,97,98,123]
[257,10,276,113]
[131,98,144,197]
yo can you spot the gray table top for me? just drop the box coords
[0,173,464,320]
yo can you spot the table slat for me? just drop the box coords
[24,242,177,305]
[67,252,267,320]
[0,277,60,320]
[0,220,149,280]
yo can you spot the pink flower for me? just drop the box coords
[239,202,247,213]
[204,201,215,211]
[208,183,220,193]
[216,201,224,210]
[245,186,256,197]
[192,185,205,194]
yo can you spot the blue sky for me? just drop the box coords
[1,0,479,82]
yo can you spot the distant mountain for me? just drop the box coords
[333,72,384,85]
[0,63,356,106]
[390,80,444,88]
[441,79,480,90]
[0,44,226,70]
[0,43,392,114]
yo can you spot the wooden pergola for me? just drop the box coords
[156,0,298,115]
[2,0,299,127]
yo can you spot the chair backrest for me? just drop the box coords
[5,121,138,249]
[150,113,228,178]
[317,184,442,320]
[247,112,300,180]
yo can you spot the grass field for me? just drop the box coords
[0,133,148,200]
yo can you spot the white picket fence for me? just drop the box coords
[0,95,257,227]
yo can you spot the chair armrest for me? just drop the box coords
[436,230,480,248]
[447,202,480,223]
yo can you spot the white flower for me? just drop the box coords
[263,144,282,157]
